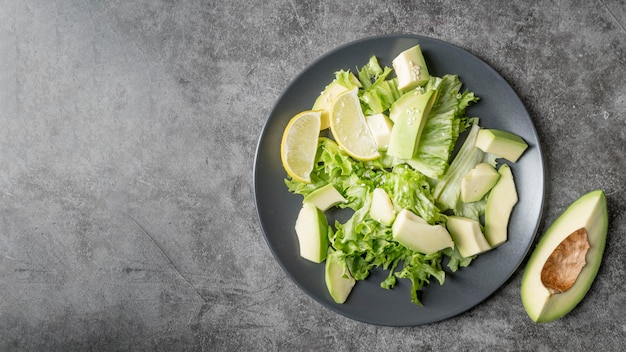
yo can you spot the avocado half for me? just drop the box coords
[521,190,608,322]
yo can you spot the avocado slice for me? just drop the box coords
[521,190,608,323]
[446,216,492,258]
[365,113,394,151]
[484,164,518,247]
[294,203,330,263]
[475,129,528,163]
[460,162,501,203]
[325,250,356,304]
[392,44,430,91]
[392,209,454,255]
[386,89,437,159]
[303,183,346,212]
[369,188,396,226]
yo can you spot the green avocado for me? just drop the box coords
[484,164,518,247]
[521,190,608,323]
[303,183,346,212]
[294,203,329,263]
[369,188,396,226]
[325,250,356,304]
[386,89,437,160]
[392,44,430,91]
[460,162,500,203]
[446,216,492,258]
[392,209,454,255]
[475,129,528,163]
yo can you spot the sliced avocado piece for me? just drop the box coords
[475,129,528,162]
[446,216,492,258]
[386,89,437,159]
[325,250,356,304]
[294,203,329,263]
[369,188,396,226]
[365,113,394,151]
[460,162,501,203]
[521,190,608,323]
[392,209,454,255]
[392,44,430,91]
[303,183,346,212]
[484,164,518,247]
[312,80,351,130]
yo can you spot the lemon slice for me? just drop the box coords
[280,110,322,183]
[329,88,380,161]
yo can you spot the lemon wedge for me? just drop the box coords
[312,81,350,130]
[329,88,380,161]
[280,110,321,183]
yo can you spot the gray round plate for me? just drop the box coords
[254,34,544,326]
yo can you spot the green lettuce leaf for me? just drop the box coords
[443,247,475,272]
[356,55,386,90]
[335,70,362,90]
[407,75,478,179]
[431,119,499,221]
[432,119,483,211]
[355,55,402,115]
[395,251,446,305]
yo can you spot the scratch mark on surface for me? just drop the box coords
[127,214,205,302]
[288,0,311,42]
[246,276,287,295]
[277,318,332,349]
[598,0,626,34]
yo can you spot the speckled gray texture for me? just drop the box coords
[0,0,624,351]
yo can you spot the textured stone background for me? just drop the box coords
[0,0,624,351]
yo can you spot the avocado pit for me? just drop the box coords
[540,227,590,294]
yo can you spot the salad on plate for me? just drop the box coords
[279,44,528,306]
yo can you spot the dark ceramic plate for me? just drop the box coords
[254,34,544,326]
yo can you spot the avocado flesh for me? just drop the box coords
[303,183,346,212]
[325,251,356,304]
[294,203,329,263]
[460,162,500,203]
[521,190,608,323]
[446,216,492,258]
[392,209,454,255]
[369,188,396,226]
[475,129,528,163]
[365,113,393,151]
[387,89,437,160]
[392,44,430,91]
[484,164,518,247]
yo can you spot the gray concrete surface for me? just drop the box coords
[1,0,625,350]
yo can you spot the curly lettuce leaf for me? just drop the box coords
[407,75,478,179]
[356,56,387,90]
[356,55,402,115]
[335,70,362,90]
[395,251,446,306]
[443,247,474,272]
